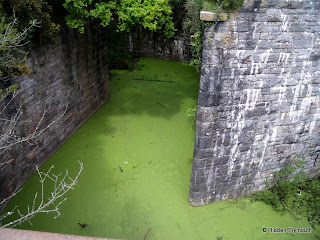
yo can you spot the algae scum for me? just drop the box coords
[3,58,319,239]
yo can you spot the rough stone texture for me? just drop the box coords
[200,11,229,22]
[190,0,320,206]
[0,23,109,207]
[129,28,191,63]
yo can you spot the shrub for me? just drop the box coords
[183,0,204,72]
[186,105,197,126]
[0,0,60,43]
[251,154,320,228]
[207,0,244,12]
[184,0,244,72]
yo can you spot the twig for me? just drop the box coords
[0,96,68,152]
[156,101,166,108]
[144,227,151,240]
[0,161,83,228]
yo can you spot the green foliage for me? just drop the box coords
[202,1,218,11]
[186,105,197,125]
[105,23,135,70]
[251,154,320,228]
[63,0,176,38]
[184,0,244,72]
[168,0,186,30]
[0,84,18,100]
[190,31,203,71]
[0,1,62,79]
[184,0,204,72]
[204,0,244,12]
[0,15,36,79]
[0,0,60,43]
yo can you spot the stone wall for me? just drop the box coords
[129,29,191,63]
[189,0,320,206]
[0,23,109,206]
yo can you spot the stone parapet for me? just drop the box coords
[200,11,229,22]
[0,228,121,240]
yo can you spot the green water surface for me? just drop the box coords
[3,58,319,239]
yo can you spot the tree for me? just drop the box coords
[0,15,40,80]
[63,0,176,38]
[0,161,83,228]
[0,0,60,44]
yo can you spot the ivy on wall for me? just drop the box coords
[183,0,204,72]
[184,0,244,72]
[203,0,244,12]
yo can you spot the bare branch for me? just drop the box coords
[0,17,41,49]
[0,15,81,230]
[0,161,83,228]
[0,89,68,153]
[0,159,14,168]
[0,189,22,209]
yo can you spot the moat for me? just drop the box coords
[3,58,319,239]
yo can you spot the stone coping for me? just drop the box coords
[0,228,124,240]
[200,11,228,22]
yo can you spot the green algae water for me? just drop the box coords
[3,58,320,239]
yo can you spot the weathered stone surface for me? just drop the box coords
[128,28,190,63]
[190,0,320,206]
[200,11,229,22]
[0,228,117,240]
[0,23,109,207]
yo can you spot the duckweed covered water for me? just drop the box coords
[3,58,320,239]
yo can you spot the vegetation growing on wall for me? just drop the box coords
[183,0,204,72]
[168,0,187,30]
[203,0,244,12]
[0,2,84,226]
[0,0,62,81]
[184,0,244,72]
[186,105,197,126]
[251,155,320,229]
[0,0,60,43]
[0,15,38,80]
[63,0,188,70]
[0,0,246,74]
[105,27,133,70]
[0,0,245,73]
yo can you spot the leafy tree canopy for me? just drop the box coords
[0,0,60,43]
[63,0,176,38]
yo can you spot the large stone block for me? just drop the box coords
[200,11,229,22]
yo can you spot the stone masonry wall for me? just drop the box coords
[129,28,191,63]
[189,0,320,206]
[0,23,109,206]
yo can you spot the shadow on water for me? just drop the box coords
[104,57,199,120]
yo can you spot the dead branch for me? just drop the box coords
[0,161,83,228]
[0,89,68,154]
